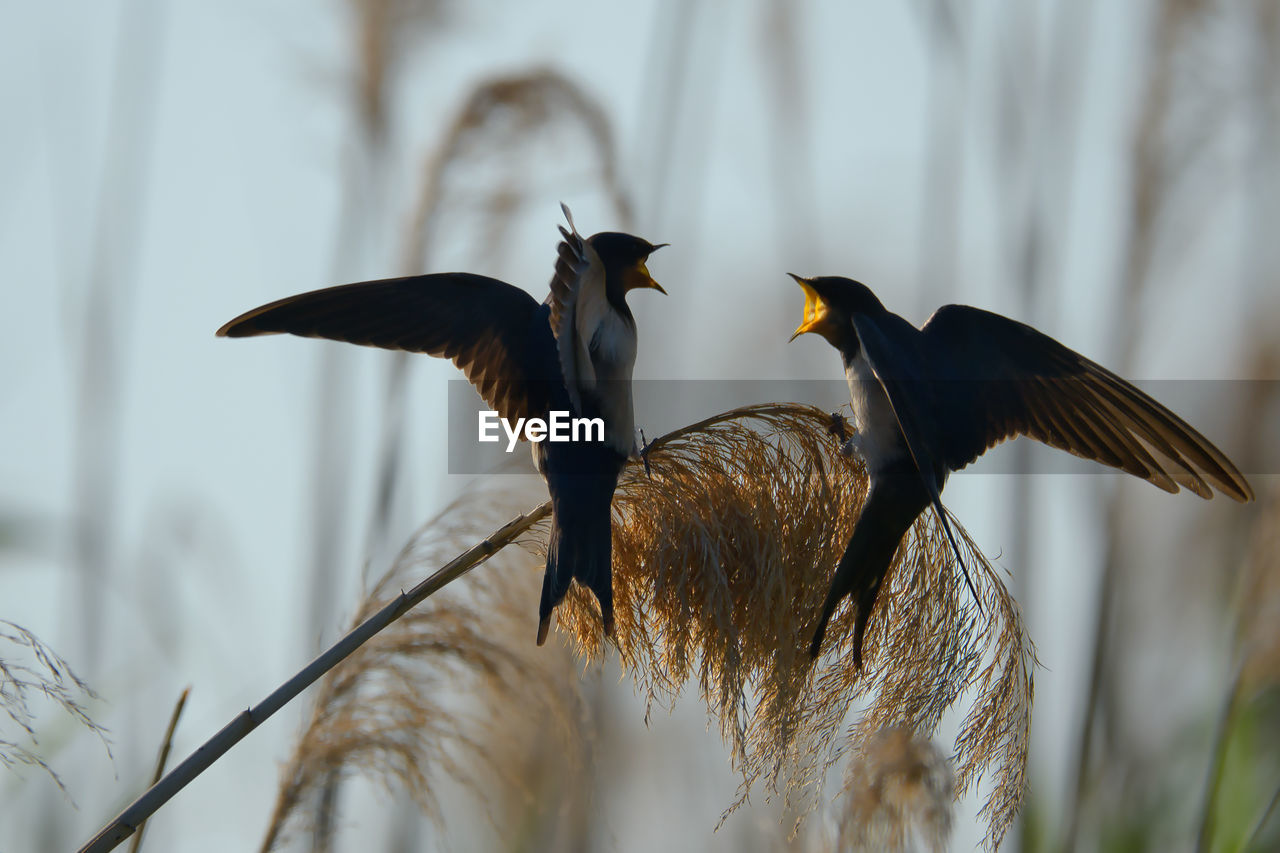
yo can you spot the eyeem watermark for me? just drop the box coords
[478,410,605,452]
[449,378,1269,475]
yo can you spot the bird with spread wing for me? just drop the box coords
[788,275,1254,665]
[218,206,667,644]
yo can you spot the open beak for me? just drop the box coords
[637,244,669,294]
[788,273,827,341]
[632,263,666,294]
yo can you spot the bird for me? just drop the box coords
[217,205,667,645]
[788,274,1254,665]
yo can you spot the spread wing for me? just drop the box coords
[217,272,553,423]
[547,203,609,416]
[921,304,1253,502]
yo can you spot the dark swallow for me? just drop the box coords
[789,275,1253,664]
[218,206,666,644]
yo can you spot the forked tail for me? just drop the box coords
[537,499,616,645]
[809,478,929,664]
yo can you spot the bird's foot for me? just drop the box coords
[826,410,850,444]
[639,429,655,479]
[827,411,865,461]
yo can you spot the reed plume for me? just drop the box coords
[837,726,955,852]
[1,621,108,796]
[259,480,585,851]
[554,403,1034,849]
[402,67,633,277]
[346,0,444,141]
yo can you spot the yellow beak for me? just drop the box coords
[634,261,667,295]
[788,273,828,341]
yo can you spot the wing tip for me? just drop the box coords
[216,298,294,339]
[1222,475,1255,503]
[216,314,275,339]
[559,201,578,236]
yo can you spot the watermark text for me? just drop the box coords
[478,410,605,452]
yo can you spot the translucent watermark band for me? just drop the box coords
[445,378,1276,477]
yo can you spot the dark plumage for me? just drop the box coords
[218,207,666,643]
[789,274,1253,664]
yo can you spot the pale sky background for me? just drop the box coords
[1,1,1274,850]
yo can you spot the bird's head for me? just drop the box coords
[591,232,668,298]
[787,274,883,344]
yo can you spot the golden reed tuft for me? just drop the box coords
[553,403,1035,849]
[260,482,586,852]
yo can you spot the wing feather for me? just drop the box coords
[547,206,609,415]
[217,272,552,423]
[923,305,1252,501]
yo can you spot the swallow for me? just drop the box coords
[218,205,667,644]
[789,275,1253,664]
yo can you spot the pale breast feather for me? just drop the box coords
[570,244,612,393]
[845,353,907,474]
[583,310,638,455]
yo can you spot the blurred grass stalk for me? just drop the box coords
[912,2,1093,846]
[51,0,167,850]
[68,0,165,675]
[302,1,432,842]
[125,687,189,853]
[1196,490,1280,851]
[1062,2,1280,850]
[1066,0,1247,848]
